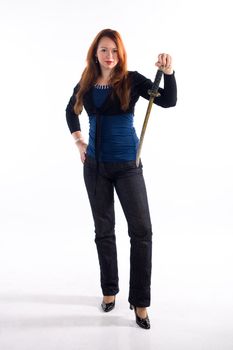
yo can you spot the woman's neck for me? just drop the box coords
[96,70,112,85]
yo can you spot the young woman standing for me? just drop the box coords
[66,28,177,329]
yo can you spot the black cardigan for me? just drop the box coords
[65,70,177,133]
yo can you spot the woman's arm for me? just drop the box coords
[65,83,81,133]
[65,83,87,163]
[133,70,177,108]
[157,71,177,107]
[133,53,177,108]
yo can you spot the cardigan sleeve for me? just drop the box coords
[65,83,81,133]
[132,70,177,108]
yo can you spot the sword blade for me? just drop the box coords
[136,97,154,167]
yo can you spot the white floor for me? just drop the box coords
[1,291,232,350]
[0,215,232,350]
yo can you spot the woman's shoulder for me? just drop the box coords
[73,81,81,93]
[69,81,81,95]
[127,70,140,78]
[127,70,151,86]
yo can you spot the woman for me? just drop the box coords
[65,28,177,329]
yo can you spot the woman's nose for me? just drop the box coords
[107,50,113,58]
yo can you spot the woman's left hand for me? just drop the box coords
[155,53,173,75]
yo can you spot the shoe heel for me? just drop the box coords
[129,304,151,329]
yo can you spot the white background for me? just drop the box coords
[0,0,233,349]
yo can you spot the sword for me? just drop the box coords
[136,68,163,167]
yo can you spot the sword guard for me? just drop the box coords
[148,90,161,98]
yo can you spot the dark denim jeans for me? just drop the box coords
[83,155,153,307]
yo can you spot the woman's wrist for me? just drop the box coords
[74,137,84,144]
[72,131,83,142]
[163,68,174,75]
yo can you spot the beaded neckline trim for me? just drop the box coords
[94,83,111,89]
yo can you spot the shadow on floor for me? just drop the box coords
[0,293,136,329]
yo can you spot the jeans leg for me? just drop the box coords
[114,165,152,307]
[83,164,119,296]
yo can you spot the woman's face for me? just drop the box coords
[96,36,119,73]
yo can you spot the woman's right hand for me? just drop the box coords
[76,140,87,163]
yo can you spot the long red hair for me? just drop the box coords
[74,29,131,115]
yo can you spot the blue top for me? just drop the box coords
[86,84,139,162]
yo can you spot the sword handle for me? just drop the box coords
[148,69,163,97]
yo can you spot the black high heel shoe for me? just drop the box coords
[101,296,116,312]
[130,304,150,329]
